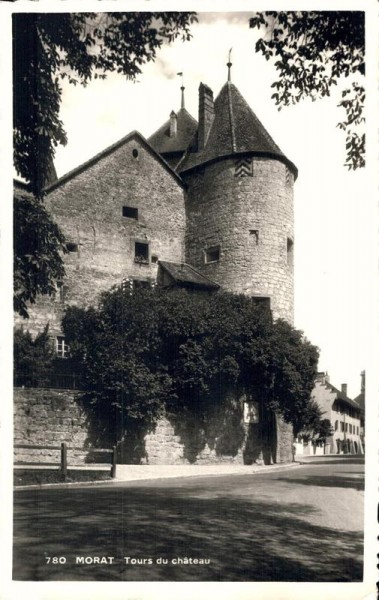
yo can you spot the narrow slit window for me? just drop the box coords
[204,246,220,264]
[134,242,149,264]
[285,167,291,185]
[123,206,138,220]
[287,238,294,267]
[57,282,69,303]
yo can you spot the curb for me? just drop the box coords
[14,461,300,492]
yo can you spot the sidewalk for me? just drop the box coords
[296,454,364,464]
[113,461,299,482]
[14,460,299,490]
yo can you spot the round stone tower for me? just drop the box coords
[177,80,298,323]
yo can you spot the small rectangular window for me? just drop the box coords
[151,255,158,264]
[250,230,259,244]
[135,241,149,263]
[133,279,151,289]
[204,246,220,264]
[123,206,138,220]
[56,336,69,359]
[66,242,78,253]
[252,297,271,312]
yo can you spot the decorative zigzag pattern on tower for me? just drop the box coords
[234,157,253,177]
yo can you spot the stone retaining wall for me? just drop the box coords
[14,388,293,466]
[14,388,94,465]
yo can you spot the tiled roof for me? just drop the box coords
[148,108,198,156]
[44,131,185,192]
[178,82,297,178]
[159,261,220,291]
[324,380,361,410]
[354,392,365,412]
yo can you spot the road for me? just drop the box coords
[13,457,364,582]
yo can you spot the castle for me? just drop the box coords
[14,68,298,466]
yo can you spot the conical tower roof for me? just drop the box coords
[148,108,198,163]
[178,82,297,178]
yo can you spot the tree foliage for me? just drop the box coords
[294,398,333,441]
[13,12,197,193]
[14,188,66,318]
[250,11,365,169]
[62,287,319,438]
[14,324,54,387]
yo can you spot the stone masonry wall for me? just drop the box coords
[14,388,293,466]
[184,156,294,323]
[14,136,186,338]
[144,412,292,465]
[120,390,293,465]
[14,388,93,465]
[276,416,294,463]
[144,417,246,465]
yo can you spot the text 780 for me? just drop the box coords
[45,556,67,564]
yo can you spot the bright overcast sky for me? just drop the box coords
[50,10,377,399]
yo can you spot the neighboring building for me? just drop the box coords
[354,371,365,453]
[301,372,363,455]
[14,66,298,465]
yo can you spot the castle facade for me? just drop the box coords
[14,73,298,466]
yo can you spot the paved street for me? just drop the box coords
[13,457,364,582]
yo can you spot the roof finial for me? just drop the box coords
[227,48,232,82]
[177,72,185,109]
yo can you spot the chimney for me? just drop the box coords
[198,83,214,150]
[316,372,329,385]
[360,370,365,393]
[341,383,347,396]
[169,111,177,138]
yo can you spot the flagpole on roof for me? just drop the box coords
[227,49,232,82]
[177,72,185,109]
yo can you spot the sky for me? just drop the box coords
[48,11,376,399]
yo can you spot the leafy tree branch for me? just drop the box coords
[250,11,365,169]
[14,188,66,318]
[13,12,197,192]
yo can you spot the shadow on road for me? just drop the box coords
[297,458,364,465]
[277,474,364,491]
[13,482,363,582]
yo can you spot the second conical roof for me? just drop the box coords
[178,82,297,178]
